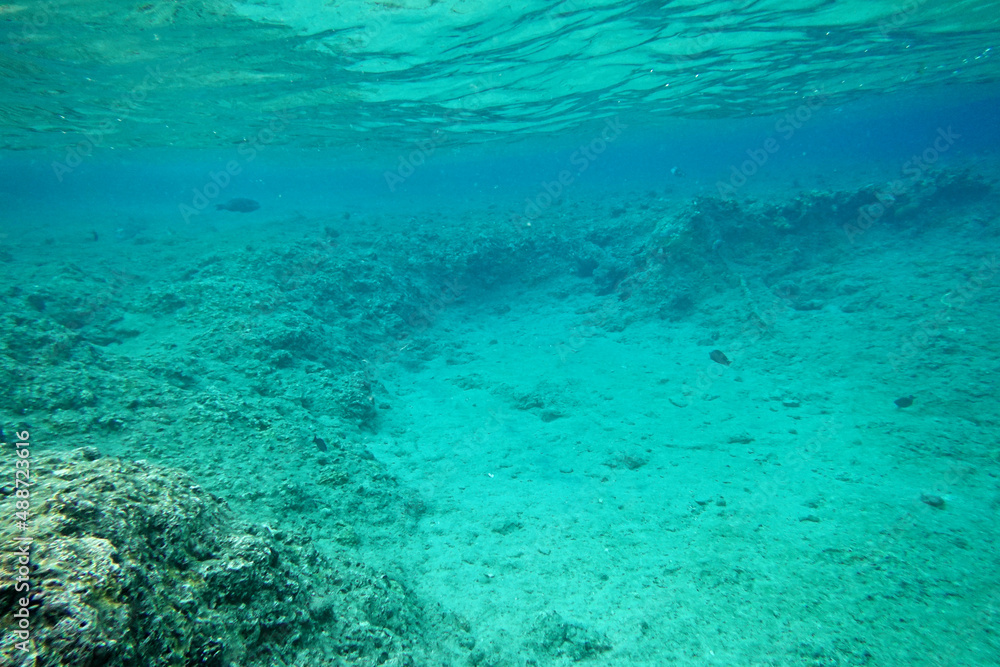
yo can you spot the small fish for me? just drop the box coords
[313,435,328,452]
[216,198,260,213]
[894,395,914,408]
[709,349,731,366]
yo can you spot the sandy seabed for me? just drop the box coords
[2,165,998,666]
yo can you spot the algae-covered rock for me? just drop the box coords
[529,611,612,662]
[0,448,445,666]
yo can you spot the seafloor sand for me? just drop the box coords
[2,165,998,665]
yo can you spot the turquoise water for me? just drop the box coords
[2,2,1000,666]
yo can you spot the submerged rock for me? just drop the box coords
[529,611,612,662]
[0,448,448,666]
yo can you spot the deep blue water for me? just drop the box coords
[4,84,998,225]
